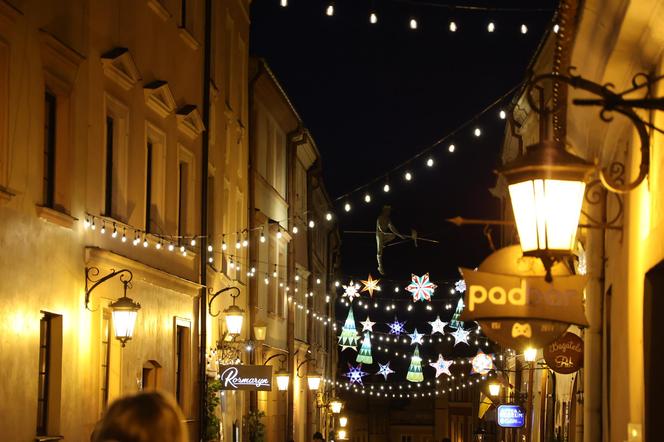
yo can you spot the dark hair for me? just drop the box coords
[313,431,324,440]
[93,391,188,442]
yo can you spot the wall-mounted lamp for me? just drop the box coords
[524,347,538,362]
[296,357,323,391]
[263,353,289,391]
[339,416,348,427]
[488,382,501,397]
[86,267,140,347]
[329,399,343,414]
[208,286,243,337]
[253,325,267,341]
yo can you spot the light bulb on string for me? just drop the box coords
[325,3,334,16]
[553,24,560,33]
[273,265,278,278]
[84,217,90,229]
[369,11,377,24]
[111,225,118,238]
[190,238,196,247]
[409,18,418,30]
[449,21,457,32]
[280,0,287,6]
[292,225,299,234]
[308,220,315,228]
[277,230,283,239]
[235,236,242,249]
[499,110,506,119]
[344,202,351,212]
[448,144,456,153]
[521,24,528,34]
[487,22,495,32]
[221,235,227,251]
[121,228,127,243]
[383,183,390,193]
[404,171,412,181]
[364,193,371,203]
[208,256,213,263]
[180,245,186,253]
[100,222,106,234]
[143,237,149,248]
[156,241,162,250]
[91,219,96,230]
[325,212,333,221]
[426,157,434,167]
[260,230,266,243]
[474,127,482,137]
[207,244,213,252]
[168,243,174,251]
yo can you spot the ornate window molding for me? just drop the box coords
[144,80,176,118]
[101,47,141,91]
[176,105,205,140]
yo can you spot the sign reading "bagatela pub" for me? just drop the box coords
[218,365,273,391]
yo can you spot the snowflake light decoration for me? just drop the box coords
[470,350,495,375]
[388,317,406,335]
[455,279,467,293]
[408,328,424,346]
[405,273,437,302]
[360,274,381,297]
[342,281,361,300]
[428,316,448,335]
[344,363,368,386]
[376,362,395,380]
[451,326,471,346]
[430,354,454,378]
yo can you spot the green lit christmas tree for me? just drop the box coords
[338,306,360,351]
[450,298,465,329]
[406,346,424,382]
[356,332,373,364]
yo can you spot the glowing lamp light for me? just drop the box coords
[449,21,457,32]
[369,12,377,24]
[253,325,267,341]
[339,416,348,427]
[409,18,418,30]
[109,294,141,347]
[524,347,538,362]
[383,183,390,193]
[325,4,334,16]
[307,372,322,391]
[500,141,593,276]
[330,399,343,414]
[344,203,351,212]
[487,22,495,32]
[338,429,348,440]
[499,110,506,120]
[488,382,501,397]
[326,212,333,221]
[276,370,290,391]
[224,303,244,337]
[521,24,528,34]
[280,0,287,6]
[448,144,455,153]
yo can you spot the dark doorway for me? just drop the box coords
[644,260,664,441]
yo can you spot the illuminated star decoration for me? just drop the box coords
[455,278,467,293]
[360,316,376,332]
[388,317,406,335]
[429,354,454,378]
[471,350,495,375]
[408,328,425,345]
[451,325,471,346]
[405,273,438,302]
[342,281,361,300]
[376,361,396,380]
[344,363,368,386]
[428,316,448,335]
[360,274,381,297]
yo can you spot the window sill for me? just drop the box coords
[35,436,64,442]
[147,0,170,21]
[0,188,15,204]
[36,206,77,229]
[178,27,200,50]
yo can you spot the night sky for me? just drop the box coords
[250,1,557,377]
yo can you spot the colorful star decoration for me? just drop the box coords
[428,316,448,335]
[388,317,406,335]
[342,281,361,300]
[405,273,438,302]
[408,328,425,345]
[430,354,454,378]
[360,274,381,297]
[451,326,471,346]
[360,316,376,332]
[344,363,368,386]
[376,361,395,380]
[455,279,467,293]
[471,350,495,375]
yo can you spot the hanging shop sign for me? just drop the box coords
[544,332,584,374]
[497,405,526,428]
[458,246,589,350]
[218,365,273,391]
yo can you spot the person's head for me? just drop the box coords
[313,431,324,441]
[93,391,188,442]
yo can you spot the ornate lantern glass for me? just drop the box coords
[330,399,343,414]
[307,372,322,391]
[488,382,501,397]
[109,294,141,347]
[275,370,290,391]
[224,304,244,337]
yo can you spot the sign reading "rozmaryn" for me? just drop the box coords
[218,365,273,391]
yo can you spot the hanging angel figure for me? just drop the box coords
[376,205,418,275]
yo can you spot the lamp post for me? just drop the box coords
[523,348,538,442]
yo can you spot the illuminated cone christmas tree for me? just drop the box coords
[406,346,424,382]
[356,332,373,364]
[450,298,465,329]
[338,306,360,351]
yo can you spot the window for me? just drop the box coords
[104,117,114,216]
[177,146,195,244]
[178,161,189,241]
[207,175,215,242]
[175,323,190,407]
[43,92,56,208]
[146,141,153,232]
[180,0,194,32]
[141,360,161,391]
[37,312,62,436]
[100,310,112,411]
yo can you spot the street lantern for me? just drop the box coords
[339,416,348,427]
[307,371,322,391]
[224,303,244,337]
[524,347,538,362]
[501,141,593,279]
[330,399,343,414]
[488,382,501,397]
[337,429,348,440]
[109,293,141,347]
[275,369,290,391]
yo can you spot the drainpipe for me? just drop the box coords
[198,0,212,440]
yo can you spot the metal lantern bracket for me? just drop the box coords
[526,68,664,193]
[263,353,288,366]
[296,357,317,378]
[208,286,240,317]
[85,267,133,311]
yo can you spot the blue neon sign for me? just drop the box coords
[497,405,525,428]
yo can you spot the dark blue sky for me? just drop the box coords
[249,0,556,281]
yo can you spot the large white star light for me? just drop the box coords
[428,316,448,335]
[342,281,361,300]
[376,361,396,380]
[451,326,471,346]
[360,316,376,332]
[344,363,368,386]
[408,328,425,345]
[430,354,454,378]
[470,350,495,375]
